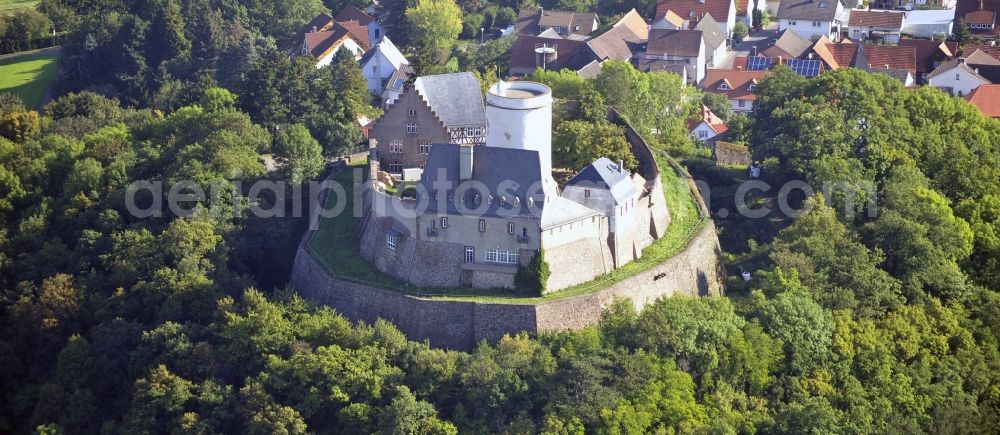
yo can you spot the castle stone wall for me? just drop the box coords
[292,220,724,350]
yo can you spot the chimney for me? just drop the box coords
[459,143,473,180]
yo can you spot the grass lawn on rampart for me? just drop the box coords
[0,0,36,14]
[0,50,59,108]
[306,154,707,304]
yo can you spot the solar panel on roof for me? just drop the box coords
[788,59,821,77]
[746,56,774,71]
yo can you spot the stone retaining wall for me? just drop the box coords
[291,220,724,350]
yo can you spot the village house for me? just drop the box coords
[696,15,730,67]
[359,37,411,98]
[290,13,371,66]
[776,0,849,40]
[334,4,385,45]
[585,9,650,62]
[516,9,600,38]
[369,72,487,175]
[654,0,739,35]
[702,68,770,112]
[957,0,999,39]
[927,51,1000,96]
[689,104,729,141]
[899,38,957,83]
[637,29,706,84]
[847,9,905,43]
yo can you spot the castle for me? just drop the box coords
[360,80,672,293]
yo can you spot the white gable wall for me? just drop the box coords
[314,38,363,68]
[929,67,989,97]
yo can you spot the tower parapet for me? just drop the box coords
[485,81,556,194]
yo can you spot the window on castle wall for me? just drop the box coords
[585,189,591,197]
[386,233,396,250]
[408,108,416,117]
[508,222,515,234]
[479,219,486,232]
[441,217,449,228]
[406,122,417,134]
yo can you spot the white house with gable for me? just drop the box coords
[360,37,410,96]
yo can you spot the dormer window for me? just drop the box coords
[717,82,732,91]
[747,83,757,91]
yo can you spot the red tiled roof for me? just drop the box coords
[703,69,770,100]
[338,20,371,50]
[848,9,905,28]
[967,84,1000,117]
[963,43,1000,61]
[826,43,858,68]
[688,104,729,133]
[899,38,956,75]
[656,0,734,23]
[966,9,997,25]
[863,45,916,75]
[334,4,373,26]
[957,0,1000,18]
[510,34,591,72]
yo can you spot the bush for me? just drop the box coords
[515,249,550,295]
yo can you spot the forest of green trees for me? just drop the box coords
[0,0,999,433]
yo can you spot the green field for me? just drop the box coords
[0,50,59,108]
[0,0,36,14]
[306,152,708,303]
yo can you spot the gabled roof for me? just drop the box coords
[661,9,687,27]
[826,43,859,68]
[586,9,649,61]
[695,14,727,51]
[761,29,811,59]
[291,13,335,49]
[302,26,352,58]
[510,34,592,72]
[966,84,1000,117]
[807,35,840,69]
[848,9,904,28]
[656,0,735,24]
[576,60,604,79]
[927,57,993,82]
[962,43,1000,61]
[966,9,997,25]
[965,48,1000,65]
[899,38,957,75]
[360,36,409,70]
[647,29,704,57]
[777,0,843,21]
[337,20,372,50]
[703,69,769,100]
[862,45,916,75]
[334,4,374,26]
[566,157,638,204]
[516,8,599,36]
[688,104,729,134]
[413,72,487,127]
[869,67,912,85]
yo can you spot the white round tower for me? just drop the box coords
[485,81,556,193]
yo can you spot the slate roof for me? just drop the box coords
[695,14,727,52]
[761,29,812,59]
[647,29,704,57]
[419,145,543,219]
[334,4,374,26]
[777,0,843,21]
[383,64,414,93]
[586,9,649,61]
[966,84,1000,117]
[848,9,904,28]
[566,157,638,204]
[413,72,487,127]
[516,9,599,36]
[656,0,735,23]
